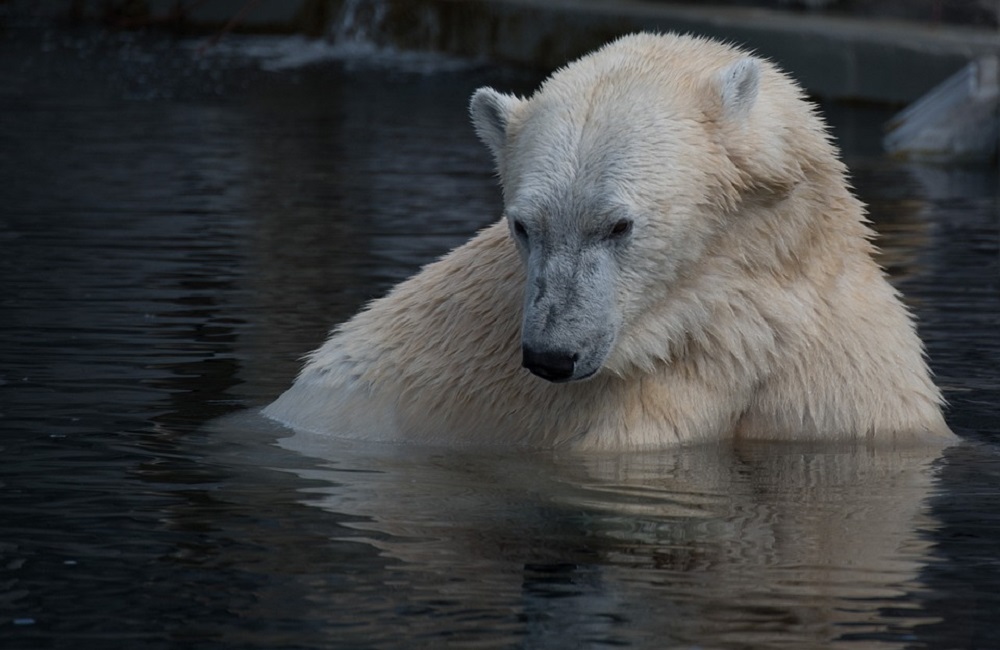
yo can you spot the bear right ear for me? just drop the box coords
[469,87,520,167]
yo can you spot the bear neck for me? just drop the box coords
[622,165,884,383]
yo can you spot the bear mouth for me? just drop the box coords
[526,366,599,384]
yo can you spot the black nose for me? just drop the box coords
[522,346,577,382]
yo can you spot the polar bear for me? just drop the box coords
[264,33,953,450]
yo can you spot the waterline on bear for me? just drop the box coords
[263,32,955,450]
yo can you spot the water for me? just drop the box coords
[1,21,998,650]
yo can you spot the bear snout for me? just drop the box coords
[522,346,578,383]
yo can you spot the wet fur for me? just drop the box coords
[265,33,953,449]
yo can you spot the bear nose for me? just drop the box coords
[522,346,577,382]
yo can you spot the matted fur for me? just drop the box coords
[264,33,953,450]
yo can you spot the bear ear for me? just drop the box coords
[469,87,520,165]
[718,57,761,120]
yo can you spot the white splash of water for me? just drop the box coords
[196,0,474,74]
[329,0,390,56]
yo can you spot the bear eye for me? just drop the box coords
[512,218,528,239]
[608,218,633,239]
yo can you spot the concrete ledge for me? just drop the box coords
[424,0,1000,103]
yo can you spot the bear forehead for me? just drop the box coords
[535,33,753,105]
[507,35,746,163]
[527,64,705,126]
[499,34,769,215]
[504,93,717,214]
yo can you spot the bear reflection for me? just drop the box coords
[282,432,946,648]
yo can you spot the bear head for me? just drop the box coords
[469,33,831,383]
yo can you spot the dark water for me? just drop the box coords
[1,21,999,650]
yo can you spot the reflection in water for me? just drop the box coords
[0,23,997,650]
[272,429,948,648]
[248,426,937,648]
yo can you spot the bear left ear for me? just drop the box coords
[469,87,521,168]
[718,57,761,120]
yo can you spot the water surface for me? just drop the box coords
[1,22,999,649]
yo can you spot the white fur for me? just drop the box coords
[264,33,954,450]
